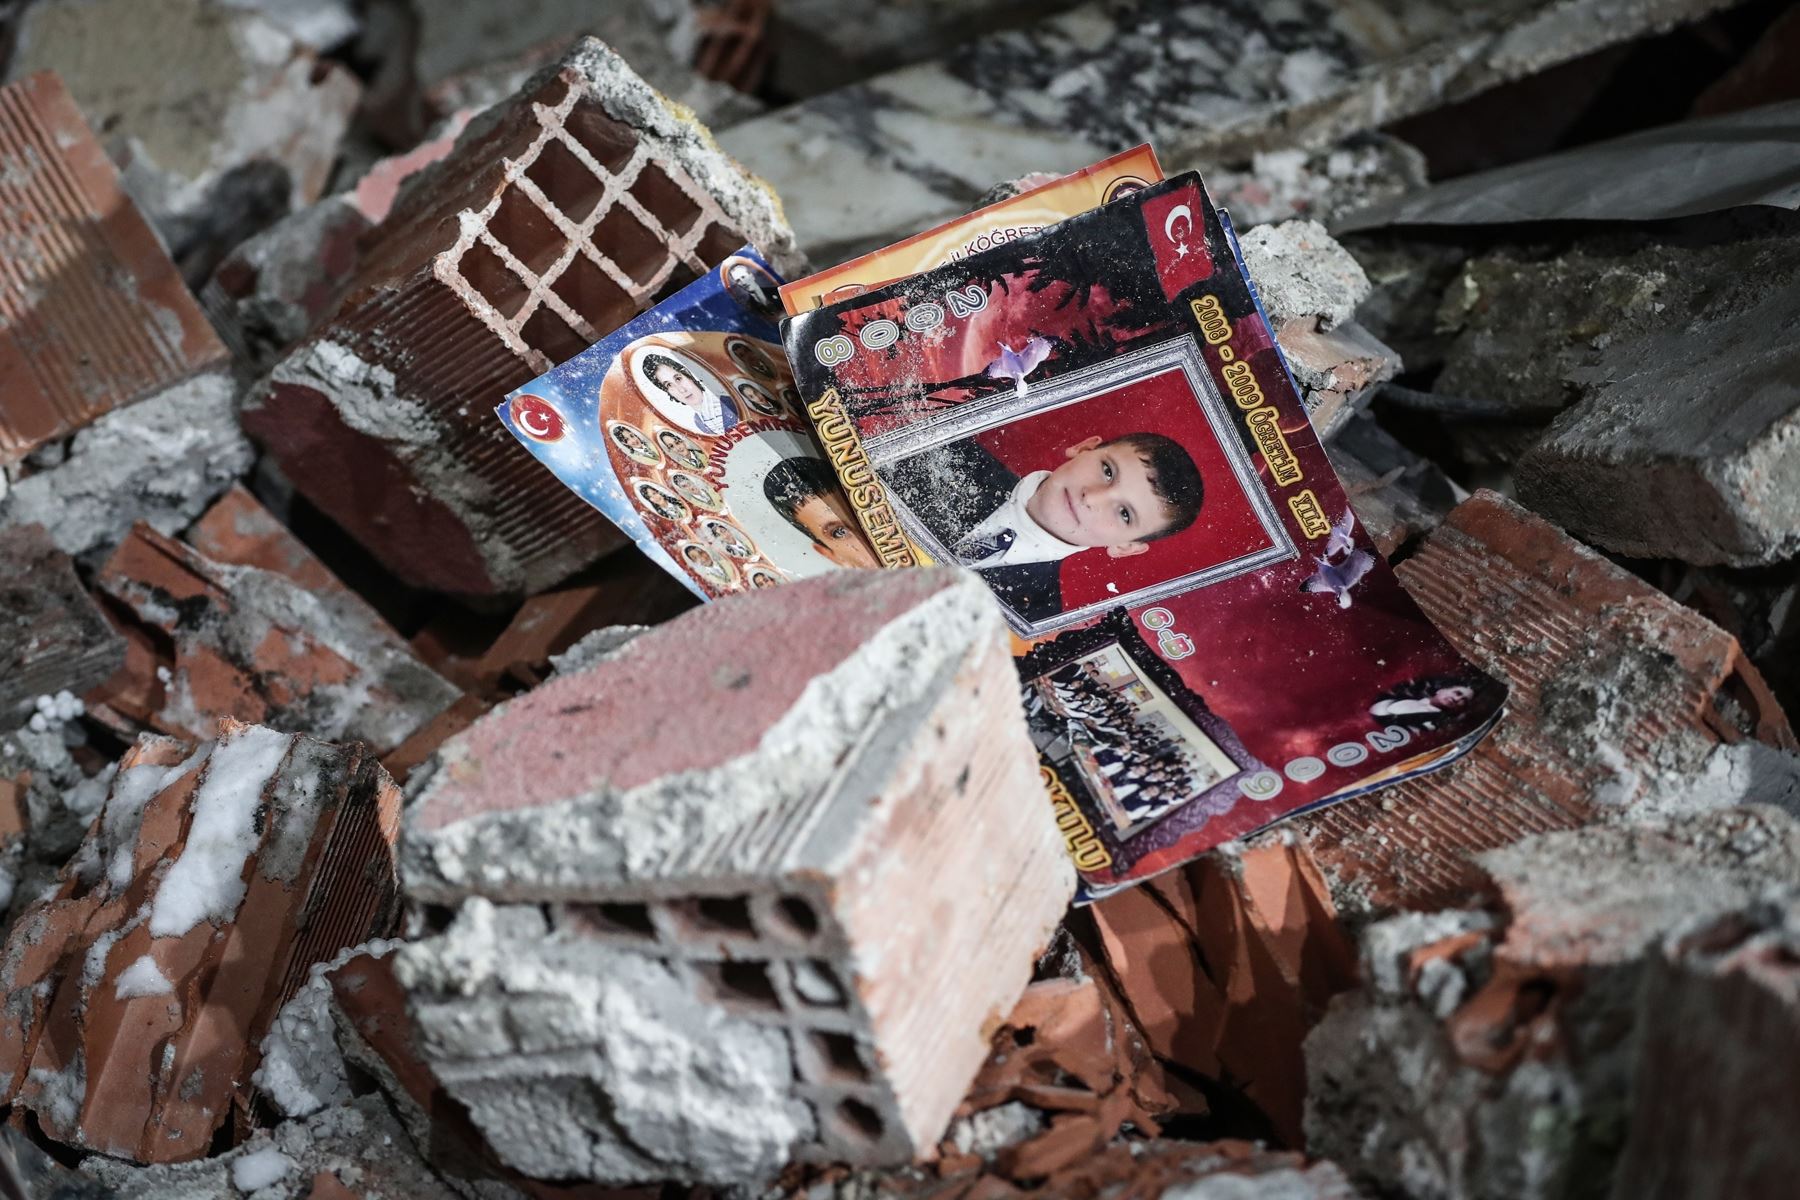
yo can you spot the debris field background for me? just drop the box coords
[0,1,1797,1198]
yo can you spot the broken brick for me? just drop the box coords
[0,721,404,1162]
[1306,804,1800,1199]
[8,0,362,273]
[185,484,355,599]
[93,521,460,754]
[1611,894,1800,1199]
[0,523,125,720]
[435,554,697,695]
[0,71,227,465]
[393,569,1073,1183]
[242,38,799,597]
[952,969,1177,1184]
[1293,490,1796,915]
[199,110,478,372]
[1090,838,1359,1146]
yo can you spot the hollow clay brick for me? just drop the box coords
[242,38,799,597]
[393,568,1073,1184]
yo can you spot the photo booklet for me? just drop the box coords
[498,155,1506,900]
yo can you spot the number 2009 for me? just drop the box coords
[811,285,989,367]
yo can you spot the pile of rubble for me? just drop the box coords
[0,1,1796,1197]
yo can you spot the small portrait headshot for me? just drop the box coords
[764,455,880,570]
[726,335,778,381]
[735,379,781,418]
[654,426,707,471]
[720,257,783,325]
[631,477,690,523]
[632,345,741,437]
[606,420,662,465]
[677,540,735,588]
[890,433,1203,625]
[780,386,803,416]
[744,565,782,589]
[699,517,755,559]
[1369,672,1493,732]
[668,470,722,512]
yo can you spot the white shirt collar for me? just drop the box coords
[957,470,1084,567]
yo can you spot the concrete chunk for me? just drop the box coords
[1612,896,1800,1199]
[1305,806,1800,1200]
[1514,230,1800,566]
[395,568,1074,1183]
[720,0,1738,262]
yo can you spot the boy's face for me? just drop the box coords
[653,364,706,408]
[1026,436,1172,556]
[794,489,879,569]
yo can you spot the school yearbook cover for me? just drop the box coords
[496,247,882,600]
[781,172,1507,895]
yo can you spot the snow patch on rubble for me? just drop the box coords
[26,690,84,733]
[253,938,403,1118]
[229,1145,293,1192]
[149,726,291,937]
[114,953,174,999]
[27,1052,85,1133]
[72,742,210,891]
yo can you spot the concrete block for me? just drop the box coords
[8,0,361,270]
[394,568,1074,1183]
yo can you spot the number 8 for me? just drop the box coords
[813,334,855,367]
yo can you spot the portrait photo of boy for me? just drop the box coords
[887,432,1203,624]
[763,455,881,570]
[871,338,1297,636]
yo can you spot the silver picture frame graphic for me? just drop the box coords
[870,334,1297,638]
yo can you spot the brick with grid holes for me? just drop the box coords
[391,568,1074,1184]
[241,38,799,597]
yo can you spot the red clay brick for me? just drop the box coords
[242,39,797,596]
[0,72,225,463]
[1294,490,1795,913]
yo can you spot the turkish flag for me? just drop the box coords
[1140,182,1213,300]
